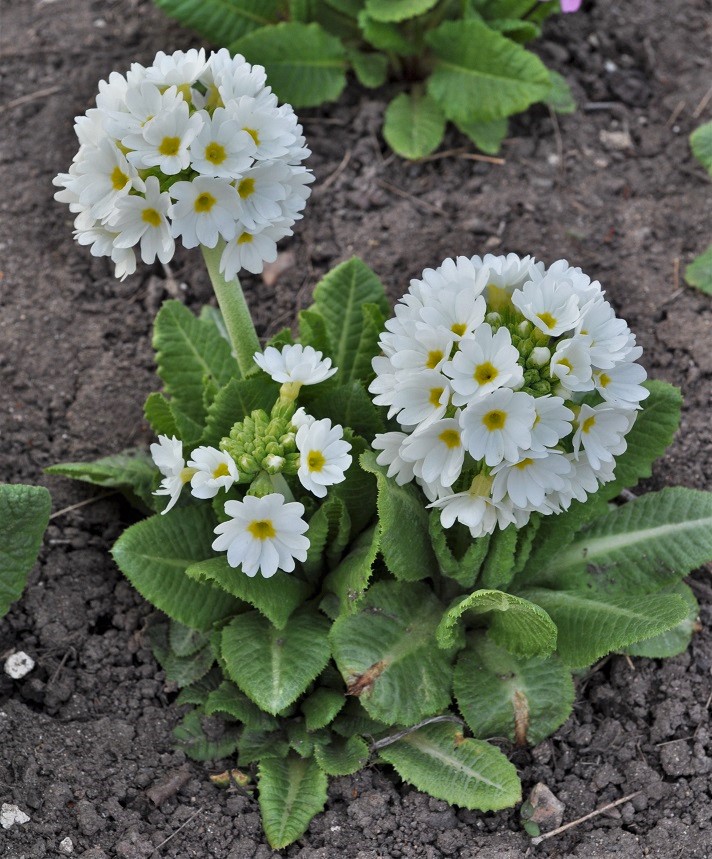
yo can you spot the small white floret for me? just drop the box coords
[253,344,337,385]
[188,446,239,499]
[296,419,352,498]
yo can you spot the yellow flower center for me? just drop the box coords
[474,361,498,385]
[582,415,596,434]
[426,349,444,369]
[245,127,260,146]
[213,462,230,479]
[141,207,162,227]
[451,322,467,337]
[159,136,181,157]
[598,373,611,388]
[194,192,217,213]
[237,177,256,199]
[515,458,533,470]
[537,311,557,330]
[429,387,444,407]
[557,358,573,372]
[237,232,253,245]
[110,165,128,191]
[248,519,276,540]
[179,467,197,484]
[438,429,461,449]
[307,450,326,472]
[482,409,506,431]
[205,141,227,165]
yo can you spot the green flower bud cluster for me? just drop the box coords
[510,320,553,397]
[220,409,300,479]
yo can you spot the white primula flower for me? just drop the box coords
[189,107,256,178]
[390,369,451,429]
[386,326,455,373]
[491,451,572,509]
[219,223,285,278]
[169,176,242,248]
[111,244,137,281]
[418,281,488,341]
[593,356,649,408]
[529,395,574,451]
[550,335,593,393]
[372,432,415,485]
[125,100,203,174]
[212,493,309,577]
[444,324,523,406]
[150,434,190,513]
[296,418,352,498]
[228,96,296,161]
[368,356,399,417]
[107,82,184,141]
[69,138,144,222]
[417,256,488,303]
[291,407,316,430]
[512,272,581,337]
[428,475,516,537]
[110,176,175,264]
[400,418,465,488]
[538,259,602,305]
[253,344,337,385]
[144,48,207,91]
[187,446,239,499]
[576,297,631,369]
[233,161,289,230]
[459,388,536,466]
[572,403,630,470]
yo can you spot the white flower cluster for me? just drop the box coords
[150,345,351,578]
[370,254,648,538]
[54,48,313,280]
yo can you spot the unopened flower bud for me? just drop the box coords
[517,320,533,337]
[485,311,502,327]
[263,454,285,474]
[528,346,551,368]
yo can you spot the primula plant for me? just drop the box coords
[49,49,712,851]
[150,0,578,159]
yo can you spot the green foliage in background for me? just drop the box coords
[152,0,576,159]
[685,120,712,295]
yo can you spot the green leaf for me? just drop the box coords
[258,755,328,849]
[480,524,518,589]
[297,308,332,356]
[0,485,51,618]
[173,709,240,761]
[162,644,216,687]
[685,244,712,295]
[625,583,699,659]
[365,0,438,21]
[542,488,712,594]
[233,22,347,108]
[222,608,331,713]
[204,680,279,730]
[453,117,508,154]
[436,590,557,657]
[111,506,241,631]
[519,588,689,669]
[330,581,452,725]
[324,523,380,614]
[309,382,384,440]
[309,257,389,385]
[331,698,389,738]
[329,434,378,535]
[383,91,446,160]
[429,512,490,588]
[291,0,362,39]
[360,450,437,581]
[303,495,351,580]
[487,17,539,42]
[187,555,311,629]
[239,729,290,764]
[144,392,178,438]
[153,300,238,427]
[545,69,576,114]
[378,721,521,811]
[175,666,223,706]
[455,635,574,745]
[154,0,284,44]
[201,377,279,447]
[426,20,551,123]
[314,734,369,775]
[302,687,346,731]
[169,620,211,657]
[690,121,712,175]
[358,11,417,54]
[348,49,388,88]
[46,450,157,511]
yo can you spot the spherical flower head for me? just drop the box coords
[187,446,239,499]
[254,344,337,386]
[296,418,352,498]
[212,493,309,577]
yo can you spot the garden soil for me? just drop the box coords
[1,0,711,856]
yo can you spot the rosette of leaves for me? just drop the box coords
[0,484,51,618]
[49,258,712,848]
[685,120,712,294]
[151,0,576,159]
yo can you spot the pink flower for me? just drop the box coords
[560,0,582,11]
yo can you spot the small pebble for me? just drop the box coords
[1,803,31,829]
[59,837,74,854]
[4,651,35,679]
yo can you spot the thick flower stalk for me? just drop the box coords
[369,254,648,538]
[53,48,313,282]
[149,344,351,578]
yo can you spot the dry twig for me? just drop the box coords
[376,179,445,215]
[530,791,641,845]
[151,807,203,854]
[0,85,61,113]
[49,491,118,520]
[317,150,352,193]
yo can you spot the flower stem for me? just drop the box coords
[200,242,261,377]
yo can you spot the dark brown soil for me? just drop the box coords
[1,0,711,857]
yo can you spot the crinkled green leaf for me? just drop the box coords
[453,117,508,154]
[383,91,446,160]
[690,120,712,175]
[480,524,518,589]
[426,19,551,122]
[360,450,437,581]
[330,581,451,725]
[324,523,380,615]
[222,608,331,714]
[455,634,574,745]
[258,754,328,849]
[348,49,388,88]
[314,734,369,775]
[685,244,712,295]
[378,721,521,811]
[358,11,417,54]
[201,377,279,447]
[625,583,699,659]
[331,698,389,738]
[309,382,384,439]
[239,729,289,764]
[169,620,211,657]
[436,589,557,658]
[329,434,378,536]
[162,644,216,687]
[302,687,346,731]
[0,485,51,618]
[175,667,223,707]
[429,511,490,588]
[487,17,540,42]
[186,555,311,629]
[297,308,332,356]
[111,506,240,631]
[154,0,284,43]
[205,680,279,730]
[303,495,351,580]
[173,709,240,761]
[46,450,157,511]
[144,392,178,438]
[233,22,347,108]
[365,0,438,21]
